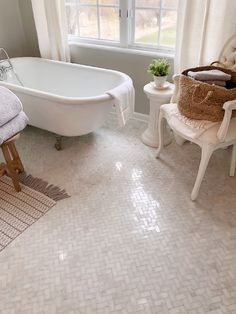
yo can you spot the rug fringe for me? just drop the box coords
[17,172,70,201]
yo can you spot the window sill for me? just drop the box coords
[69,40,175,59]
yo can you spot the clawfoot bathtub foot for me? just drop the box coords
[55,135,63,151]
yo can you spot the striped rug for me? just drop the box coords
[0,176,57,251]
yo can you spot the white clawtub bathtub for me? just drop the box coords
[0,57,132,148]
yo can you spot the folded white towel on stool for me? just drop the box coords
[0,111,29,145]
[107,78,135,127]
[0,86,23,127]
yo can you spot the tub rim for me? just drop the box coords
[0,57,131,105]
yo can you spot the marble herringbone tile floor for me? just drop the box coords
[1,117,236,314]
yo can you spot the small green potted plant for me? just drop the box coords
[147,58,170,88]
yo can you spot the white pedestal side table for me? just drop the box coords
[142,82,174,148]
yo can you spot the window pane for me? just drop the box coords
[99,0,119,5]
[66,4,79,35]
[100,8,119,41]
[135,0,160,8]
[79,7,98,38]
[65,0,78,3]
[79,0,97,4]
[160,10,177,46]
[162,0,178,9]
[135,9,159,45]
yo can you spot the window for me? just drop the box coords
[66,0,120,42]
[66,0,178,52]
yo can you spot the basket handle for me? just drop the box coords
[210,60,225,67]
[191,85,213,105]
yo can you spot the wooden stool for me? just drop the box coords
[0,134,24,192]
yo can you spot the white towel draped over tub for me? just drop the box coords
[0,86,23,127]
[107,78,135,127]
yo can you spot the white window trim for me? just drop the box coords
[66,0,177,55]
[69,40,175,59]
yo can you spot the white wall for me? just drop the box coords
[0,0,26,56]
[0,0,39,57]
[18,0,39,56]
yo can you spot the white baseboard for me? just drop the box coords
[131,111,149,122]
[110,109,149,123]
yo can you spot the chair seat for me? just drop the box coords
[162,103,236,144]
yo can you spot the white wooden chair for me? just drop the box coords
[156,34,236,201]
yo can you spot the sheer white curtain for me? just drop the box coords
[31,0,70,62]
[175,0,236,73]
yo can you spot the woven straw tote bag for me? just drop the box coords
[178,66,236,122]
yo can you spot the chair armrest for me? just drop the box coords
[217,100,236,142]
[170,74,181,103]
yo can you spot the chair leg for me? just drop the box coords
[156,109,165,158]
[230,144,236,177]
[191,145,214,201]
[1,143,21,192]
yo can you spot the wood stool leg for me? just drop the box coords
[8,141,24,173]
[1,143,21,192]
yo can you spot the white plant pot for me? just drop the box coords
[153,75,167,88]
